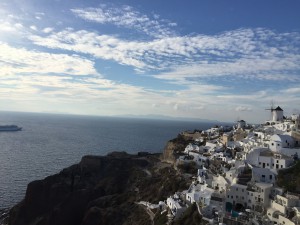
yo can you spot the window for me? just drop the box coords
[259,162,261,165]
[242,189,244,192]
[272,143,274,146]
[236,188,238,191]
[236,196,238,199]
[277,144,280,146]
[267,163,269,166]
[270,175,272,179]
[281,165,283,168]
[228,195,229,198]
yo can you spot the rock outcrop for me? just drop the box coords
[161,134,193,164]
[8,152,189,225]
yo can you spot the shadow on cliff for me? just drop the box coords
[9,152,189,225]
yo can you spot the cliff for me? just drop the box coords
[8,152,189,225]
[161,133,194,164]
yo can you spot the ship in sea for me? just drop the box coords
[0,125,22,131]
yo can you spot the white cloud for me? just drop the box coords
[28,27,300,81]
[282,87,300,94]
[71,5,176,38]
[42,27,54,33]
[0,20,24,33]
[30,25,37,31]
[0,42,98,76]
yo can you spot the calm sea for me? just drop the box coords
[0,111,217,208]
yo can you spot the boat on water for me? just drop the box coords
[0,125,22,131]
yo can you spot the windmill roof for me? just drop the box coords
[274,106,283,111]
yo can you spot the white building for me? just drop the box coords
[258,150,294,170]
[186,183,214,206]
[251,167,277,184]
[267,193,300,225]
[246,148,294,170]
[167,194,187,219]
[269,134,300,157]
[269,134,295,151]
[178,152,208,167]
[211,175,229,193]
[184,143,200,153]
[226,182,273,211]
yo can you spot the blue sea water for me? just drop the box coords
[0,111,217,208]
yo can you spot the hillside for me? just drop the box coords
[8,152,190,225]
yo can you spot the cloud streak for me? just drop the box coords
[28,27,300,84]
[0,42,98,76]
[71,5,177,38]
[1,2,299,122]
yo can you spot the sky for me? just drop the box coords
[0,0,300,123]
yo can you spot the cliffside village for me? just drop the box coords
[141,107,300,225]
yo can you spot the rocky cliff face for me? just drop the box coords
[8,152,189,225]
[161,134,193,164]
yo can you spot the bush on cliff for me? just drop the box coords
[277,160,300,193]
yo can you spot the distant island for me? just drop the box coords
[3,106,300,225]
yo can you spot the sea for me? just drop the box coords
[0,111,220,209]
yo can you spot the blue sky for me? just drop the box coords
[0,0,300,123]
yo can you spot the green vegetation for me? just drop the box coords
[177,161,198,174]
[277,160,300,193]
[153,211,168,225]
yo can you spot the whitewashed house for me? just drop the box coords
[211,175,229,193]
[226,182,273,211]
[184,143,200,153]
[258,150,294,170]
[178,151,208,167]
[186,182,214,206]
[251,167,277,184]
[167,194,187,219]
[267,193,300,225]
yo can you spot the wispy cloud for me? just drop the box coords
[1,2,299,122]
[0,42,97,76]
[30,25,37,31]
[235,106,253,112]
[282,87,300,94]
[42,27,54,33]
[28,27,300,82]
[71,5,177,38]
